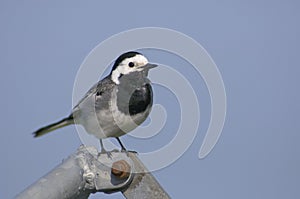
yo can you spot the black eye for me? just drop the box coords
[128,62,135,67]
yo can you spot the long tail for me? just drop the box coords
[33,115,74,138]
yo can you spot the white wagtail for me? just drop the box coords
[33,51,157,152]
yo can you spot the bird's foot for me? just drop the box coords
[120,148,138,156]
[99,149,113,159]
[115,137,137,155]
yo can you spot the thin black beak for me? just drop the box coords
[143,63,158,69]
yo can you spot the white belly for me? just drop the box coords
[75,87,151,139]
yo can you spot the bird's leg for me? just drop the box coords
[99,139,106,153]
[116,137,137,154]
[99,139,112,158]
[116,137,127,151]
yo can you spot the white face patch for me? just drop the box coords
[111,54,149,84]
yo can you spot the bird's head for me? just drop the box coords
[110,51,157,84]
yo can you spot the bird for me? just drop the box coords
[33,51,157,153]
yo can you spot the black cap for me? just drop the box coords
[111,51,141,73]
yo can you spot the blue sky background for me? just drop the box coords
[1,1,300,198]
